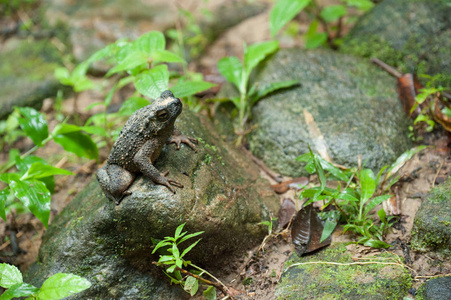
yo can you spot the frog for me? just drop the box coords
[96,90,197,204]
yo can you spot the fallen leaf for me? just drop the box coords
[432,98,451,132]
[277,198,296,229]
[270,177,309,194]
[291,203,331,256]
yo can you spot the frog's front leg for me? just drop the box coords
[97,164,136,205]
[168,127,198,152]
[134,140,183,193]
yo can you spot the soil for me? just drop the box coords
[1,1,451,299]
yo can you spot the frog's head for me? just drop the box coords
[147,90,182,133]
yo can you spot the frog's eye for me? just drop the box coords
[157,109,169,120]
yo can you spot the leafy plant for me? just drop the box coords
[269,0,374,49]
[297,145,426,248]
[152,223,232,299]
[0,107,98,227]
[217,40,298,145]
[0,263,91,300]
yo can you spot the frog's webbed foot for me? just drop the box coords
[168,129,198,152]
[155,170,183,194]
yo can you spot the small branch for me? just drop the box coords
[370,58,402,78]
[432,159,444,188]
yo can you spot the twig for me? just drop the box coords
[415,274,451,280]
[370,58,402,78]
[432,159,445,188]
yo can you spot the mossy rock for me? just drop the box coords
[240,48,412,177]
[341,0,451,84]
[275,244,412,300]
[416,276,451,300]
[0,38,63,119]
[25,109,279,299]
[411,177,451,260]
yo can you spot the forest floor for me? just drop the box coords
[1,0,451,299]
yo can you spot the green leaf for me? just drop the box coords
[310,146,326,202]
[363,239,390,249]
[37,273,91,300]
[132,31,165,55]
[342,0,374,11]
[269,0,311,37]
[0,282,39,300]
[385,146,427,179]
[180,239,202,258]
[9,179,51,228]
[377,208,387,223]
[320,5,347,22]
[54,131,99,160]
[184,276,198,296]
[320,217,338,243]
[119,97,151,116]
[152,50,185,64]
[170,80,216,98]
[244,41,279,76]
[0,263,23,288]
[305,32,328,49]
[360,169,376,202]
[203,286,216,300]
[80,125,108,137]
[107,51,148,77]
[364,194,391,215]
[217,56,243,92]
[135,65,169,99]
[178,231,204,244]
[14,156,56,193]
[0,189,7,221]
[52,123,82,136]
[174,223,185,238]
[54,67,70,82]
[17,107,49,146]
[23,162,73,180]
[249,80,299,105]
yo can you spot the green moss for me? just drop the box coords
[428,178,451,203]
[276,244,412,299]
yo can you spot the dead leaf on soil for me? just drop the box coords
[291,203,331,256]
[277,198,296,230]
[270,177,308,194]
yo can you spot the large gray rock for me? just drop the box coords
[416,276,451,300]
[411,177,451,260]
[341,0,451,81]
[245,49,412,177]
[26,109,279,299]
[275,244,412,299]
[0,38,63,119]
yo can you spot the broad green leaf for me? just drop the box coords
[377,208,387,223]
[14,156,56,193]
[244,41,279,76]
[158,255,175,263]
[172,243,180,259]
[320,217,338,243]
[178,231,205,244]
[0,263,23,288]
[320,5,347,22]
[23,162,73,180]
[203,286,216,300]
[9,179,51,228]
[170,81,216,98]
[312,154,349,182]
[343,0,374,11]
[305,32,328,49]
[17,107,49,146]
[135,65,169,99]
[72,60,91,81]
[363,239,390,249]
[73,77,95,93]
[386,146,427,179]
[360,169,376,202]
[364,194,392,215]
[132,31,165,55]
[119,97,151,116]
[80,125,108,137]
[249,80,299,106]
[0,282,39,300]
[152,241,172,254]
[175,223,185,238]
[107,51,148,77]
[184,276,198,296]
[269,0,311,37]
[54,67,70,82]
[54,131,99,160]
[0,189,7,221]
[152,50,185,64]
[217,56,243,92]
[37,273,91,300]
[52,123,82,136]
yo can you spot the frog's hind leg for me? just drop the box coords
[96,164,136,205]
